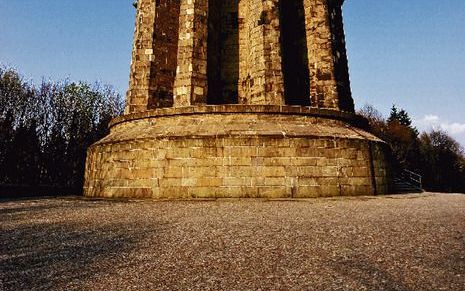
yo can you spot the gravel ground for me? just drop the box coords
[1,193,464,291]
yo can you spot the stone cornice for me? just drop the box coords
[109,105,368,129]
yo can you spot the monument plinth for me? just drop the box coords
[83,0,390,198]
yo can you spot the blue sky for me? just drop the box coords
[1,0,464,145]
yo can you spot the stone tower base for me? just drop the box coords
[84,106,390,198]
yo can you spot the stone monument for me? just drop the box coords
[83,0,390,198]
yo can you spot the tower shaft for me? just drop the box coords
[126,0,354,113]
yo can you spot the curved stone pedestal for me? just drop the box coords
[83,105,390,198]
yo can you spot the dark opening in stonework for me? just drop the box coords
[147,0,180,109]
[329,4,355,113]
[279,0,311,106]
[207,0,239,105]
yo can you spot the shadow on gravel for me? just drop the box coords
[330,258,409,290]
[0,220,149,290]
[0,198,120,216]
[0,195,81,203]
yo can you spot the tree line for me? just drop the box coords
[359,104,465,193]
[0,67,124,195]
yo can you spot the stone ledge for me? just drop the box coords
[93,110,382,148]
[109,105,368,129]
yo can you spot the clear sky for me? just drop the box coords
[1,0,464,145]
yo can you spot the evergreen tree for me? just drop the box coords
[384,105,421,170]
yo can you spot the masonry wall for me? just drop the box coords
[126,0,156,113]
[84,111,389,198]
[126,0,355,111]
[238,0,285,105]
[371,142,391,194]
[85,0,385,199]
[173,0,209,107]
[147,0,180,109]
[328,0,354,112]
[85,135,385,199]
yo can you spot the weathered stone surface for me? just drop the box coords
[84,0,390,198]
[238,0,285,105]
[126,0,355,109]
[173,0,209,107]
[84,107,390,198]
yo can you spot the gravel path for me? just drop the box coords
[1,193,464,290]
